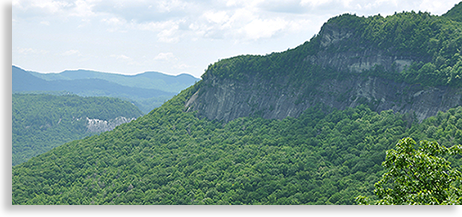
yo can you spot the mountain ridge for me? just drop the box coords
[186,8,462,123]
[12,66,199,113]
[27,67,200,93]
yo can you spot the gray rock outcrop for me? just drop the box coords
[86,116,136,133]
[184,22,462,123]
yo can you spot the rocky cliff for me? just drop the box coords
[186,73,462,122]
[185,12,462,123]
[307,23,419,73]
[86,116,136,133]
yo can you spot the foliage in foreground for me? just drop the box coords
[356,138,462,205]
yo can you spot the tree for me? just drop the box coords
[356,137,462,205]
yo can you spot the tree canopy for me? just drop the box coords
[356,137,462,205]
[202,9,462,88]
[12,93,143,166]
[11,86,462,204]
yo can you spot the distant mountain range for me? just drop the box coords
[12,66,200,113]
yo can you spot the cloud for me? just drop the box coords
[110,54,132,61]
[174,63,193,70]
[17,47,49,55]
[13,0,462,51]
[101,17,125,25]
[92,0,192,23]
[68,0,96,17]
[241,18,287,40]
[62,49,81,56]
[258,0,308,14]
[14,0,319,43]
[13,0,77,17]
[135,19,183,43]
[203,10,230,24]
[154,52,177,62]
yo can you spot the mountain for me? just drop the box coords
[12,4,462,205]
[13,66,200,113]
[186,8,462,123]
[28,69,199,93]
[12,93,143,166]
[443,1,462,22]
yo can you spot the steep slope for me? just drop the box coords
[186,10,462,123]
[12,93,143,166]
[187,74,462,123]
[11,86,462,205]
[443,2,462,22]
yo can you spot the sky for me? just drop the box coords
[12,0,462,78]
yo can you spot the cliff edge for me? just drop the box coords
[186,9,462,122]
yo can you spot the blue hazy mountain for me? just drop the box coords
[28,68,200,93]
[12,66,200,113]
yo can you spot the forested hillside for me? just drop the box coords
[12,3,462,204]
[11,87,462,204]
[12,93,143,166]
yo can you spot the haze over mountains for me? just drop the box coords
[12,66,200,114]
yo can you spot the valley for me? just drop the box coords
[12,93,143,166]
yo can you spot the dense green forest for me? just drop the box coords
[12,93,143,166]
[203,6,462,88]
[11,86,462,204]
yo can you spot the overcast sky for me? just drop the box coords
[12,0,461,78]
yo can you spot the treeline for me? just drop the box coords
[12,93,143,166]
[12,87,462,204]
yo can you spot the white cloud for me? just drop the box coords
[174,63,193,70]
[135,19,183,43]
[156,0,188,13]
[110,54,131,61]
[13,0,72,16]
[154,52,177,62]
[31,0,72,13]
[241,18,287,40]
[203,10,230,24]
[101,17,125,25]
[258,0,307,14]
[62,49,81,56]
[17,47,49,55]
[69,0,96,17]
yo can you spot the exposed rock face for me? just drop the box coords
[185,22,462,123]
[86,117,135,133]
[186,74,462,123]
[307,23,423,73]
